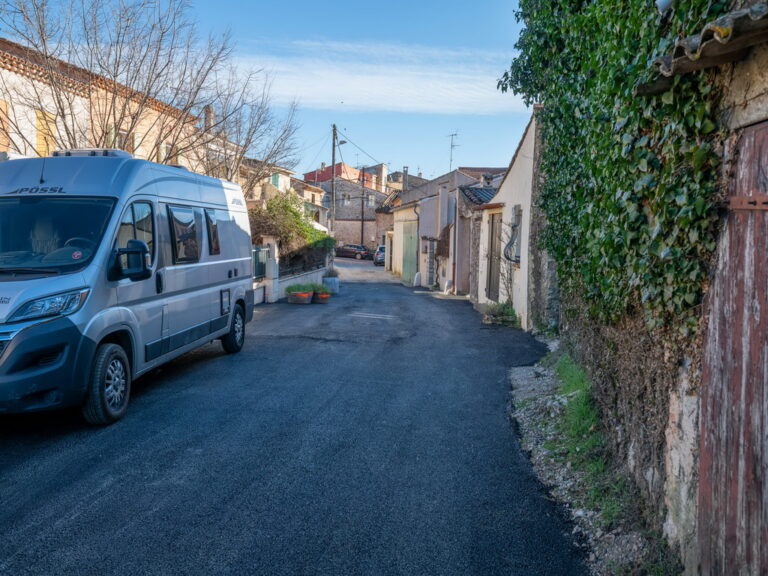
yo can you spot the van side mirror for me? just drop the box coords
[112,239,151,281]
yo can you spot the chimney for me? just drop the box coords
[377,163,388,193]
[203,105,215,131]
[403,166,409,192]
[320,162,326,172]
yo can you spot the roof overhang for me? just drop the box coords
[475,202,505,212]
[636,3,768,96]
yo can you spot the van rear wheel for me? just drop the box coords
[221,304,245,354]
[82,343,131,425]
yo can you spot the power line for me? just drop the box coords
[302,132,331,172]
[338,129,380,165]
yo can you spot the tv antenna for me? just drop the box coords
[448,131,459,171]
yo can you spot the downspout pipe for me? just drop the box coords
[414,203,420,286]
[452,189,458,294]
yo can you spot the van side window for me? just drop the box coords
[117,201,154,265]
[205,209,220,255]
[168,205,200,263]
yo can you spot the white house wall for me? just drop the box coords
[478,118,536,329]
[418,196,440,288]
[0,64,125,157]
[0,67,90,156]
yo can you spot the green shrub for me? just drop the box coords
[308,282,330,294]
[486,301,520,327]
[284,283,314,294]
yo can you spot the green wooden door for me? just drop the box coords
[402,221,418,285]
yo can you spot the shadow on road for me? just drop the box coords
[0,341,227,439]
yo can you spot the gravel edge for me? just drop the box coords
[508,339,654,576]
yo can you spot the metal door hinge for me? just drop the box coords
[728,194,768,211]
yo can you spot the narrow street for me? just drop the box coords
[0,260,586,576]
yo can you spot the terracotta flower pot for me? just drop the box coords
[312,292,331,304]
[287,291,313,304]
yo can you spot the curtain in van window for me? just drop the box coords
[168,206,200,263]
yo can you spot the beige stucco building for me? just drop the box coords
[476,118,537,328]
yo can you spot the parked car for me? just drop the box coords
[335,244,371,260]
[373,245,385,266]
[0,149,254,425]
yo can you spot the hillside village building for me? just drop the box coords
[0,36,312,239]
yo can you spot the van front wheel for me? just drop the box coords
[82,343,131,425]
[221,304,245,354]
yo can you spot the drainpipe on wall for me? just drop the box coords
[452,189,458,294]
[414,203,420,286]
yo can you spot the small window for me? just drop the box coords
[117,201,154,266]
[205,209,221,255]
[116,130,134,153]
[168,205,200,263]
[367,194,375,207]
[271,173,280,187]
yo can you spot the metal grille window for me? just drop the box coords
[253,246,268,279]
[504,206,523,265]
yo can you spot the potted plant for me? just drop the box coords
[323,266,340,294]
[310,283,331,303]
[285,283,314,304]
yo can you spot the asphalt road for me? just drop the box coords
[0,260,586,575]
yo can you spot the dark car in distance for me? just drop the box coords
[373,245,385,266]
[335,243,371,260]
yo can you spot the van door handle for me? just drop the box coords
[156,271,164,294]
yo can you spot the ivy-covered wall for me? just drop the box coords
[499,0,731,543]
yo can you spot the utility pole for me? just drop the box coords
[360,166,365,245]
[331,124,337,234]
[448,131,459,171]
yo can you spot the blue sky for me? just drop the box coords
[191,1,527,180]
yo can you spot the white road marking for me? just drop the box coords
[349,312,398,320]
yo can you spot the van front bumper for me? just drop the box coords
[0,316,94,413]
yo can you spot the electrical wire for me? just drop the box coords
[338,129,380,166]
[301,132,331,173]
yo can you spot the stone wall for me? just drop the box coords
[468,211,482,303]
[526,118,559,331]
[560,291,681,529]
[333,219,378,250]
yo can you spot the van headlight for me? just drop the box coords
[10,289,90,322]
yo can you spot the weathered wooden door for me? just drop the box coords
[486,213,501,301]
[699,121,768,575]
[402,221,418,285]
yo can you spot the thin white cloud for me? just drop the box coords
[238,40,526,115]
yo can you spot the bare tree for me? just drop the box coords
[191,66,299,194]
[0,0,297,178]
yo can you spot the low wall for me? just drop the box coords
[252,282,266,305]
[277,268,327,300]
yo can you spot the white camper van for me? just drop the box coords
[0,149,254,424]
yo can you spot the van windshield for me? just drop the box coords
[0,196,115,273]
